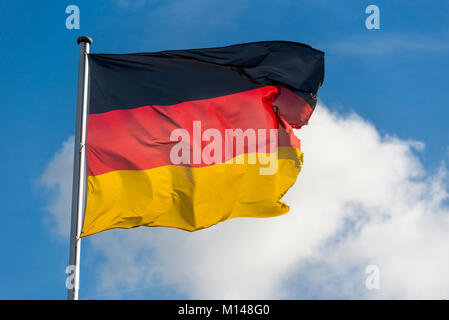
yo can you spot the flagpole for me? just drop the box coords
[68,36,92,300]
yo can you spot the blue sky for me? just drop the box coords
[0,0,448,299]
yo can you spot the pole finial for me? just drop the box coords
[77,36,93,45]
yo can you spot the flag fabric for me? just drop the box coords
[81,41,324,237]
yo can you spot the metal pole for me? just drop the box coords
[68,36,92,300]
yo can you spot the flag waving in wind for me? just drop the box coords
[82,41,324,237]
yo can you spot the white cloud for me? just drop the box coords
[40,136,74,238]
[327,33,449,56]
[40,105,449,299]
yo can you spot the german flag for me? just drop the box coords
[82,41,324,237]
